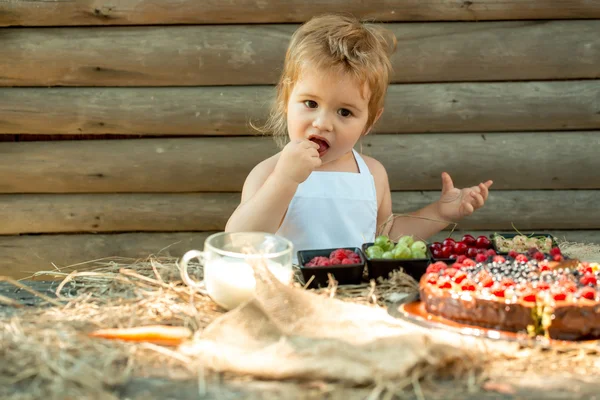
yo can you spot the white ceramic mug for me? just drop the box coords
[178,232,294,310]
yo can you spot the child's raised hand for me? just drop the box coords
[437,172,493,221]
[273,139,322,184]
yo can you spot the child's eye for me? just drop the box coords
[304,100,318,108]
[338,108,352,117]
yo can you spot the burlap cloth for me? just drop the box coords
[179,260,517,384]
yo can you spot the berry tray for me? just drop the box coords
[491,232,559,255]
[297,247,365,289]
[361,243,431,282]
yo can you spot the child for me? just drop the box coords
[225,14,492,257]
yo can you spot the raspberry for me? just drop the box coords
[491,286,505,297]
[475,253,488,263]
[341,258,355,265]
[533,252,545,261]
[553,292,566,301]
[426,261,448,273]
[343,249,356,256]
[480,277,494,288]
[456,255,468,263]
[522,292,536,302]
[438,280,452,289]
[580,273,597,286]
[580,287,596,300]
[508,250,519,259]
[539,262,551,272]
[553,254,564,262]
[486,249,497,256]
[515,254,529,263]
[549,247,562,256]
[306,256,330,267]
[330,257,344,265]
[461,281,476,291]
[330,249,348,260]
[493,255,506,263]
[462,259,476,267]
[453,271,467,284]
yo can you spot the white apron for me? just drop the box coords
[276,149,378,263]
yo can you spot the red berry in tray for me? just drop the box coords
[549,247,562,256]
[533,252,545,261]
[430,242,443,251]
[441,246,453,258]
[476,236,491,249]
[466,247,479,258]
[462,234,476,247]
[442,238,456,248]
[454,241,468,255]
[508,250,519,258]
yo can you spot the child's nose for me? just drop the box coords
[312,111,333,132]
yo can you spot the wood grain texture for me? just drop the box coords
[0,133,598,193]
[0,190,598,235]
[2,0,600,26]
[2,80,599,135]
[1,21,599,86]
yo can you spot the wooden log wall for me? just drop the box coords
[1,0,599,278]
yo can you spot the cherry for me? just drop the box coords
[461,234,476,247]
[454,241,468,255]
[432,248,444,258]
[430,242,442,251]
[441,245,453,258]
[466,247,479,258]
[442,238,456,248]
[476,235,491,249]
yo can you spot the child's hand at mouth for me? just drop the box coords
[273,139,322,184]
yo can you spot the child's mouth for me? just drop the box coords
[309,137,330,157]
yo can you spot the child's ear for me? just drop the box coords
[363,108,384,136]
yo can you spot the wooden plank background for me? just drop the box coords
[2,82,600,135]
[2,21,599,86]
[2,0,600,26]
[0,133,599,193]
[1,0,599,277]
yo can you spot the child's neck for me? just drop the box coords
[315,150,359,173]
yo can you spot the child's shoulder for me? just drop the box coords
[360,154,388,180]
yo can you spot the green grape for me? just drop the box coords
[393,244,412,259]
[382,251,395,259]
[374,235,393,251]
[410,240,427,255]
[411,250,427,259]
[366,245,384,259]
[397,235,414,248]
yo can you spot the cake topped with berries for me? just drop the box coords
[419,251,600,341]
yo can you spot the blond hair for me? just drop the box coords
[257,14,397,147]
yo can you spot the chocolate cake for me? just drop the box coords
[419,256,600,340]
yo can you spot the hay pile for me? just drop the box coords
[0,242,599,400]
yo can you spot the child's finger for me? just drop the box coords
[471,192,485,208]
[479,183,490,200]
[462,202,474,216]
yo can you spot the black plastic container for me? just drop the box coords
[361,242,432,282]
[297,247,365,289]
[491,232,559,255]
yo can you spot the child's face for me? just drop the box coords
[286,68,371,165]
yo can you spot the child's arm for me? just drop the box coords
[225,139,321,233]
[374,164,492,240]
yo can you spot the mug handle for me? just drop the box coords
[179,250,208,294]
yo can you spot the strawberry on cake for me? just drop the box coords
[419,255,600,341]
